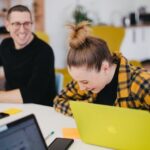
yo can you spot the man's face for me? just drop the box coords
[6,11,33,49]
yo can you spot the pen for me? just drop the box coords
[45,131,55,141]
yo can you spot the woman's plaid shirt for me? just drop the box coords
[54,54,150,116]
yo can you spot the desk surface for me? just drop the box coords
[0,103,111,150]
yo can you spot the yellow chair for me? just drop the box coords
[55,68,72,87]
[91,26,125,53]
[129,60,142,67]
[35,31,49,44]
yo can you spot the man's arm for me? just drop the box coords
[0,89,23,103]
[0,66,5,79]
[0,66,23,103]
[19,45,56,106]
[0,67,5,90]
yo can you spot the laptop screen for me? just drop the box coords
[0,114,47,150]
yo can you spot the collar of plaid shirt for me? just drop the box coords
[117,53,132,99]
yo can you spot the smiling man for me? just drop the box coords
[0,5,56,106]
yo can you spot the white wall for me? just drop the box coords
[45,0,79,68]
[44,0,150,68]
[121,26,150,61]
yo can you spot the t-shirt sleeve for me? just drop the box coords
[20,46,56,106]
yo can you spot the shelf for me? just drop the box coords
[0,0,10,17]
[125,23,150,28]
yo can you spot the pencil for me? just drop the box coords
[45,131,55,141]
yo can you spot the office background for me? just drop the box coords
[0,0,150,69]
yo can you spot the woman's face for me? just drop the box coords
[68,62,110,93]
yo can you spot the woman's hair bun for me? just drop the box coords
[67,21,91,49]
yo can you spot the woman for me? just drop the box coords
[54,21,150,116]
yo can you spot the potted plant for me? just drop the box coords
[73,5,92,24]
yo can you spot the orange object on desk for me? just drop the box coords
[62,128,80,139]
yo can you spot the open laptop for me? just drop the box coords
[70,101,150,150]
[0,114,48,150]
[0,114,74,150]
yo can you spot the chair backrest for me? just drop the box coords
[35,31,50,44]
[91,26,125,53]
[55,68,72,87]
[55,73,64,94]
[129,60,142,67]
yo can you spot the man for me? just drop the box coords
[0,5,56,106]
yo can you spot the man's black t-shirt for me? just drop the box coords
[0,34,56,106]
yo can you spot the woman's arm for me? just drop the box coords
[53,80,96,116]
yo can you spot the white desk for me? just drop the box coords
[0,103,111,150]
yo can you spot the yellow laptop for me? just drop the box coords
[70,101,150,150]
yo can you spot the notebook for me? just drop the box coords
[0,114,48,150]
[70,101,150,150]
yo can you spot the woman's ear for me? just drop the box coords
[101,61,110,73]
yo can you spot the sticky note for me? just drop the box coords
[3,108,22,115]
[62,128,80,139]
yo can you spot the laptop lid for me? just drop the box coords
[70,101,150,150]
[0,114,48,150]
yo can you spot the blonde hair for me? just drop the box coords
[67,21,90,49]
[67,21,113,71]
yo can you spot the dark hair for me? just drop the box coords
[67,21,114,72]
[7,5,32,21]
